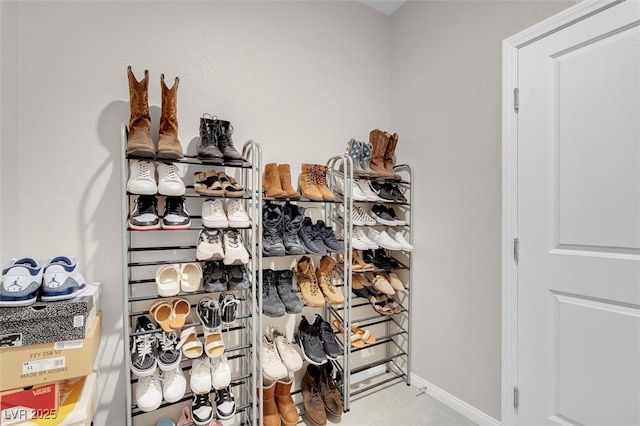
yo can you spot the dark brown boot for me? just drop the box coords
[301,365,327,426]
[369,129,394,178]
[126,66,155,158]
[261,380,280,426]
[263,163,287,198]
[278,164,301,199]
[319,363,343,418]
[384,132,401,180]
[275,377,299,426]
[157,74,184,160]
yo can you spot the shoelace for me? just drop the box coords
[264,338,281,363]
[220,295,240,319]
[315,167,328,186]
[133,333,155,361]
[206,200,225,217]
[226,231,240,248]
[136,161,153,179]
[190,358,211,376]
[227,201,242,216]
[160,164,179,181]
[193,393,210,408]
[157,332,178,352]
[139,374,160,390]
[166,198,187,216]
[216,387,232,402]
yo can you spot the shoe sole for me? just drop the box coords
[216,409,236,420]
[41,283,87,302]
[127,148,156,158]
[202,219,228,228]
[158,187,186,196]
[129,223,161,231]
[0,296,38,307]
[228,220,251,228]
[126,184,157,195]
[130,363,158,377]
[162,222,191,230]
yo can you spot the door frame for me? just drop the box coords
[501,1,623,423]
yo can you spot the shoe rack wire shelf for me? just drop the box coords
[120,123,262,426]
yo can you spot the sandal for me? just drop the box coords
[149,300,174,332]
[351,322,375,345]
[218,172,245,197]
[352,250,374,272]
[203,328,225,358]
[368,295,394,317]
[386,297,403,314]
[193,170,224,196]
[176,326,203,359]
[169,297,190,329]
[332,319,365,348]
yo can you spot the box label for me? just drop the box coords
[73,315,84,328]
[0,334,22,348]
[22,357,65,375]
[54,340,84,350]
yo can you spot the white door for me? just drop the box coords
[516,1,640,425]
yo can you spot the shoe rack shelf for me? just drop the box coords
[120,123,262,426]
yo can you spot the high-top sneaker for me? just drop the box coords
[263,203,286,257]
[162,197,191,230]
[215,386,236,420]
[282,203,305,255]
[130,316,158,376]
[129,195,160,231]
[216,120,243,164]
[262,270,286,317]
[157,74,184,160]
[191,392,214,426]
[135,371,163,412]
[196,114,223,162]
[127,160,157,195]
[156,331,182,371]
[126,66,155,158]
[275,270,303,314]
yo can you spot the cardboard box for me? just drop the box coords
[0,383,59,426]
[0,284,101,348]
[0,313,101,391]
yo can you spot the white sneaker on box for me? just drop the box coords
[0,258,44,307]
[202,199,228,229]
[157,162,186,196]
[136,371,163,412]
[226,199,251,228]
[196,229,225,261]
[127,160,157,195]
[190,356,212,395]
[211,355,232,390]
[161,367,187,403]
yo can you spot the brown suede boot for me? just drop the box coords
[384,132,401,180]
[369,129,394,178]
[263,163,287,198]
[298,164,323,201]
[157,74,184,160]
[313,165,336,201]
[301,365,327,426]
[278,164,301,199]
[126,66,155,158]
[292,256,325,307]
[316,255,344,305]
[261,380,281,426]
[275,377,299,426]
[319,363,343,418]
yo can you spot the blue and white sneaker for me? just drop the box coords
[0,258,44,307]
[41,256,87,301]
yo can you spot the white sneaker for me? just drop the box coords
[127,160,157,195]
[356,179,381,202]
[351,227,378,250]
[202,199,228,228]
[190,357,212,395]
[367,228,403,250]
[41,256,87,302]
[161,367,187,403]
[155,264,181,297]
[226,199,251,228]
[223,230,250,265]
[211,355,231,390]
[270,327,303,373]
[262,335,288,381]
[389,229,414,251]
[354,206,377,226]
[157,162,186,196]
[196,229,225,261]
[135,371,163,412]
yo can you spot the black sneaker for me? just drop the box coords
[203,260,227,292]
[226,265,250,290]
[214,386,236,420]
[316,220,344,252]
[297,315,327,365]
[191,393,214,426]
[197,297,221,332]
[389,183,407,203]
[387,206,406,225]
[162,196,191,230]
[155,331,181,371]
[313,314,343,360]
[129,196,160,230]
[371,204,397,226]
[299,217,328,255]
[219,292,240,326]
[130,316,157,376]
[370,180,396,203]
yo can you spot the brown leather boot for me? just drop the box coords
[316,255,344,305]
[157,74,184,160]
[301,365,327,426]
[278,164,301,199]
[275,377,299,426]
[298,164,323,201]
[261,380,280,426]
[319,363,343,418]
[263,163,287,198]
[384,132,401,180]
[369,129,394,178]
[126,66,155,158]
[313,165,336,201]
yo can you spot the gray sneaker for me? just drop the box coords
[262,269,286,317]
[275,270,303,314]
[299,217,327,255]
[263,204,285,256]
[283,203,305,255]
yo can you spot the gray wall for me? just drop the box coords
[390,1,572,420]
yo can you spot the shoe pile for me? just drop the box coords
[301,363,343,426]
[0,256,88,307]
[296,314,343,365]
[194,170,246,198]
[196,114,244,165]
[202,261,250,292]
[129,195,191,231]
[263,163,301,199]
[201,199,250,229]
[292,256,345,307]
[298,164,336,201]
[342,130,401,180]
[261,269,303,317]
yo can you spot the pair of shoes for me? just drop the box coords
[371,203,405,225]
[194,170,245,197]
[368,294,403,317]
[297,314,342,365]
[126,67,183,160]
[292,256,344,307]
[130,316,183,375]
[128,160,186,196]
[363,249,400,269]
[197,230,250,265]
[298,164,336,201]
[203,261,250,292]
[344,138,375,177]
[261,269,303,317]
[336,204,377,226]
[262,202,305,256]
[201,198,250,229]
[129,195,191,230]
[361,271,404,295]
[262,377,299,426]
[189,355,232,394]
[351,227,379,250]
[299,217,344,254]
[369,129,401,180]
[156,263,202,296]
[135,367,187,412]
[367,228,404,250]
[150,298,191,332]
[198,293,239,328]
[263,163,300,199]
[333,319,375,348]
[262,326,303,380]
[351,274,383,298]
[370,179,407,203]
[301,363,343,426]
[196,114,244,165]
[190,381,235,424]
[0,256,87,306]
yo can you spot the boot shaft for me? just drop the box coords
[263,163,286,198]
[278,164,300,199]
[127,66,151,129]
[159,74,179,136]
[313,164,336,201]
[369,129,393,177]
[384,133,400,178]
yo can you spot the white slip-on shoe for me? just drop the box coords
[161,366,187,403]
[135,371,163,412]
[226,199,251,228]
[157,162,186,196]
[211,355,232,390]
[223,230,250,265]
[189,356,212,395]
[367,228,403,251]
[270,327,303,373]
[262,335,288,381]
[202,199,228,229]
[359,228,380,249]
[155,264,181,297]
[127,160,157,195]
[41,256,87,302]
[180,263,202,293]
[196,229,225,261]
[389,229,414,251]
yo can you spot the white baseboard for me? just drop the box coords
[410,373,501,426]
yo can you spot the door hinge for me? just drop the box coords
[513,238,519,264]
[514,88,519,113]
[514,386,519,409]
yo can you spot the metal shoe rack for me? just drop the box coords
[337,163,414,410]
[120,123,262,426]
[255,154,353,424]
